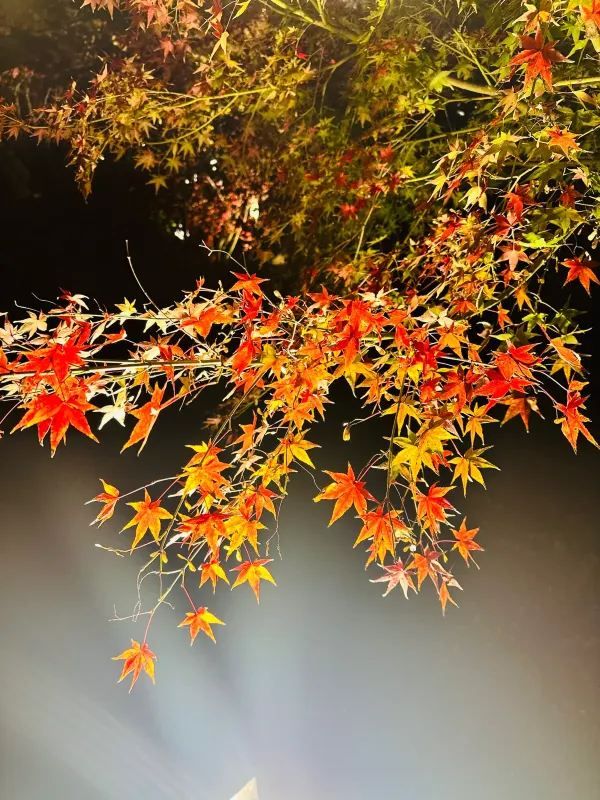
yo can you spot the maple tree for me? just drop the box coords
[0,0,599,687]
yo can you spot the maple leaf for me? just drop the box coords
[17,330,87,383]
[548,338,582,377]
[177,511,228,553]
[547,128,580,158]
[121,383,165,453]
[370,558,416,599]
[408,548,442,589]
[113,639,156,691]
[314,464,375,525]
[123,489,172,550]
[555,382,598,452]
[451,518,483,565]
[561,258,599,294]
[239,485,277,519]
[463,404,494,443]
[231,272,268,296]
[225,512,266,555]
[509,29,567,90]
[476,367,533,408]
[178,606,225,644]
[438,578,461,615]
[233,415,257,455]
[90,479,120,525]
[582,1,600,29]
[415,484,454,533]
[354,506,408,565]
[449,447,498,495]
[498,244,531,272]
[200,558,230,592]
[278,433,319,469]
[179,305,223,338]
[501,396,541,431]
[495,344,539,381]
[182,442,228,498]
[231,558,276,603]
[11,377,98,455]
[231,335,259,374]
[393,423,456,480]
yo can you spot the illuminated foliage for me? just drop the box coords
[0,0,599,687]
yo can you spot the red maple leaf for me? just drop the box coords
[555,382,598,452]
[561,258,599,294]
[12,376,98,454]
[495,344,539,380]
[17,332,87,384]
[509,29,567,90]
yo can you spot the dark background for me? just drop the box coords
[0,103,599,799]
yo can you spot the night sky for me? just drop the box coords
[0,106,599,798]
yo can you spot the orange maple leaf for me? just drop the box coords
[121,383,165,453]
[90,479,120,525]
[178,606,225,644]
[231,558,276,602]
[451,518,483,565]
[182,442,229,498]
[231,335,259,374]
[582,0,600,29]
[239,485,277,519]
[231,272,268,296]
[495,343,539,380]
[438,578,461,615]
[200,558,230,592]
[354,505,408,565]
[123,489,172,550]
[547,127,580,158]
[501,396,541,432]
[561,258,599,294]
[408,548,442,589]
[314,464,375,525]
[113,639,156,691]
[233,415,257,455]
[415,484,454,533]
